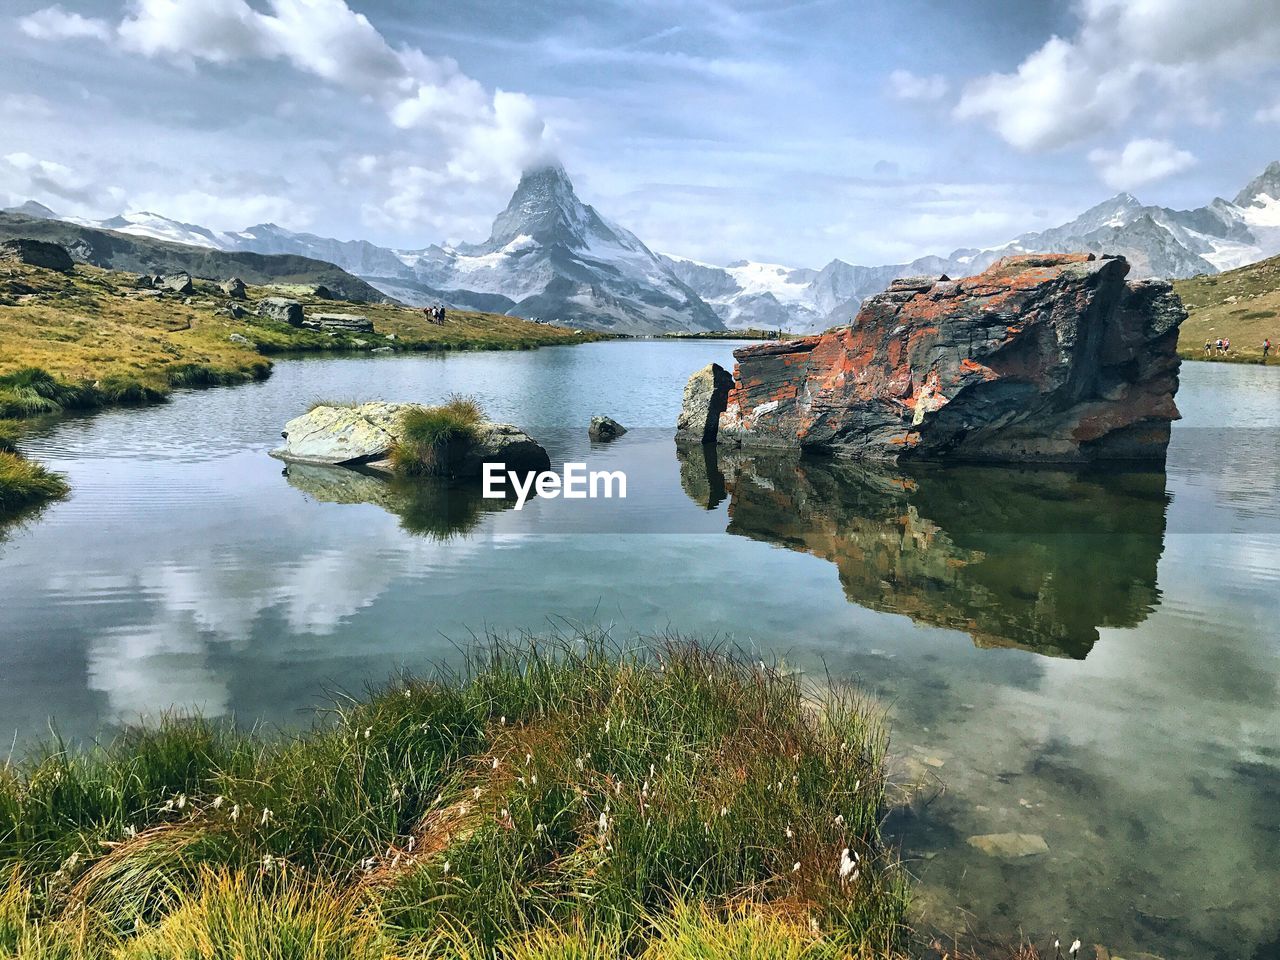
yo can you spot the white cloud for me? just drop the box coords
[1,151,112,207]
[22,0,551,189]
[17,5,111,41]
[955,0,1280,151]
[1088,138,1197,190]
[1258,100,1280,124]
[887,69,948,102]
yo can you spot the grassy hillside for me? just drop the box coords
[0,260,599,413]
[1174,255,1280,362]
[0,212,389,303]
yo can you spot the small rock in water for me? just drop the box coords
[966,832,1049,858]
[588,416,627,442]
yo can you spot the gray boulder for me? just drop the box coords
[302,312,373,333]
[0,238,74,273]
[221,277,247,299]
[676,363,734,443]
[228,333,252,345]
[158,272,194,294]
[257,297,303,326]
[270,402,549,479]
[588,415,627,442]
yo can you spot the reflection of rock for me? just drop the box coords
[677,441,727,510]
[283,463,515,540]
[677,447,1167,658]
[715,255,1184,464]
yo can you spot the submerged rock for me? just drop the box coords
[0,238,74,272]
[588,415,627,442]
[271,402,550,479]
[675,362,734,443]
[708,254,1184,464]
[257,297,304,326]
[966,833,1050,858]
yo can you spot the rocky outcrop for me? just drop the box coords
[257,297,303,326]
[271,402,550,479]
[157,272,194,294]
[221,277,247,299]
[0,238,74,272]
[703,254,1184,464]
[675,363,734,443]
[302,312,373,333]
[588,416,627,442]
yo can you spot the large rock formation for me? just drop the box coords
[271,402,550,479]
[302,312,373,333]
[675,363,734,443]
[695,254,1185,464]
[0,238,74,272]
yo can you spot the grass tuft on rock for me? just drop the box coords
[390,395,486,477]
[0,630,909,958]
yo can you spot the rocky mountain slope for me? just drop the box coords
[11,161,1278,335]
[0,211,389,303]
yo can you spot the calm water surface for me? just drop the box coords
[3,342,1278,958]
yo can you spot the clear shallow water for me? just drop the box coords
[2,343,1278,958]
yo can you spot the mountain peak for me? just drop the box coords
[483,161,589,249]
[3,199,58,219]
[1233,160,1280,207]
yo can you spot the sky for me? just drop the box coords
[3,0,1280,267]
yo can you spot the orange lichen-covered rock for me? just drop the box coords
[710,254,1185,464]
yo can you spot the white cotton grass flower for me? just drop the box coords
[442,860,450,875]
[838,847,857,880]
[259,807,272,827]
[211,796,224,809]
[473,786,482,800]
[175,793,187,810]
[785,825,793,839]
[597,811,609,836]
[793,861,801,872]
[1070,941,1081,957]
[834,814,845,828]
[229,804,240,822]
[491,756,500,769]
[364,727,371,740]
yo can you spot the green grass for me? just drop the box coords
[0,450,69,515]
[0,631,909,958]
[390,396,486,477]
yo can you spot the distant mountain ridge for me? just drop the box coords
[8,160,1280,334]
[0,210,389,303]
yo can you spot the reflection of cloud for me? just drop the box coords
[87,614,230,723]
[56,515,487,723]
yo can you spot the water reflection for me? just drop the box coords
[679,446,1169,658]
[282,463,516,541]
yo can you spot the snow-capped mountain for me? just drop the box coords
[377,164,721,333]
[665,161,1280,333]
[15,160,1280,335]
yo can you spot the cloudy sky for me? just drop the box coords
[3,0,1280,266]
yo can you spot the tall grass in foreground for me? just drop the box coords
[389,395,486,477]
[0,630,909,958]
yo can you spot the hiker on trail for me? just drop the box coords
[1224,337,1231,356]
[1265,338,1272,361]
[1204,339,1212,356]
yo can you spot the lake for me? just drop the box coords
[2,341,1278,958]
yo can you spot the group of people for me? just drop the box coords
[1204,337,1232,356]
[423,304,448,324]
[1201,336,1274,361]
